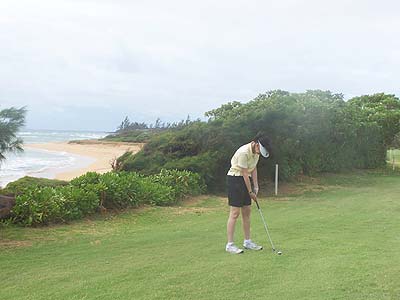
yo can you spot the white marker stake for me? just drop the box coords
[393,149,396,171]
[275,164,279,195]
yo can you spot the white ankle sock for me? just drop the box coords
[244,239,251,244]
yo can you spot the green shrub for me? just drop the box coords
[12,187,63,226]
[99,172,142,209]
[70,172,101,187]
[137,177,175,206]
[118,123,232,191]
[1,176,68,196]
[11,185,100,226]
[150,169,206,200]
[58,185,100,219]
[8,169,205,226]
[97,170,205,208]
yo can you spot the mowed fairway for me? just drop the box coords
[1,171,400,300]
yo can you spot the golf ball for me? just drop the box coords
[277,251,282,255]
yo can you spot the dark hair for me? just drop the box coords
[253,132,272,157]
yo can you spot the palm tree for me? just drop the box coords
[0,107,26,162]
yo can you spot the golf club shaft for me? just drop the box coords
[254,200,276,251]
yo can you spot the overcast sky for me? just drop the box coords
[1,0,399,131]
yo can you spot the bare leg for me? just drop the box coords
[241,205,251,240]
[227,206,241,243]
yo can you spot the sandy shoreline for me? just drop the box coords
[26,141,143,181]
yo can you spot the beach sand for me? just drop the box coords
[26,141,143,181]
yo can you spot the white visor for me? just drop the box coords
[258,141,270,158]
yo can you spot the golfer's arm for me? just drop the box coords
[251,167,258,189]
[241,168,253,194]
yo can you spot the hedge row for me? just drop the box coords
[7,170,205,226]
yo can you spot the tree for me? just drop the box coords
[348,93,400,147]
[0,107,27,162]
[205,101,243,120]
[117,116,131,132]
[392,132,400,149]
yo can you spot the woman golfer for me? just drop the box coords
[226,133,272,254]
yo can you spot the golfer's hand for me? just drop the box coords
[250,192,257,201]
[253,187,259,196]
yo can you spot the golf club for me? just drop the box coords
[254,199,282,255]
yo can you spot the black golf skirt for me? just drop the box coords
[227,175,253,207]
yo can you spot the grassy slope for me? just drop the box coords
[1,171,400,300]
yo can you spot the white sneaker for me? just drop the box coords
[243,240,263,251]
[226,243,244,254]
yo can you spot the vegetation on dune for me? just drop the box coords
[102,116,195,143]
[102,129,155,143]
[115,90,400,191]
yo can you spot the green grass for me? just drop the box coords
[1,171,400,300]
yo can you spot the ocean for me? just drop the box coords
[0,129,108,188]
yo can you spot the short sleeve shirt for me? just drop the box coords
[227,143,259,176]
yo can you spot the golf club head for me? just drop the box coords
[273,249,282,255]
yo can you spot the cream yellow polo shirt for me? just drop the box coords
[227,143,259,176]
